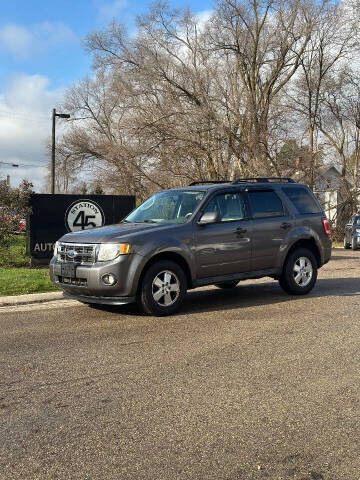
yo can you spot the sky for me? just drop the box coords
[0,0,212,192]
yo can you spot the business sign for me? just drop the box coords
[29,194,135,263]
[65,200,105,232]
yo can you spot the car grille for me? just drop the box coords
[57,242,97,265]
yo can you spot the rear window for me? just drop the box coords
[282,186,322,214]
[248,191,284,218]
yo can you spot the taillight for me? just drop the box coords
[321,217,331,236]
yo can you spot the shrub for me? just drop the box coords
[0,179,33,251]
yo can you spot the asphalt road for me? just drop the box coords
[1,250,360,480]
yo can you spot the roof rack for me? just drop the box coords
[188,177,296,186]
[188,180,230,186]
[232,177,295,184]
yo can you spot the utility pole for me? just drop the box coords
[51,108,70,194]
[51,108,56,194]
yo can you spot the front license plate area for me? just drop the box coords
[61,263,77,279]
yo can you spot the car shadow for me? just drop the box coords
[180,276,360,315]
[87,276,360,317]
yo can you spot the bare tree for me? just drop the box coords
[57,0,358,197]
[211,0,319,174]
[285,0,359,187]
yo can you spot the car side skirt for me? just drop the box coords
[193,268,279,288]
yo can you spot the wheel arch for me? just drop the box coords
[136,251,193,294]
[284,238,321,268]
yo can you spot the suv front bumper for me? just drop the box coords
[62,292,135,305]
[49,252,146,303]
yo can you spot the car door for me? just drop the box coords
[194,190,252,278]
[246,188,293,271]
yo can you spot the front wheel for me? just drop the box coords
[138,260,187,316]
[344,237,351,249]
[279,248,318,295]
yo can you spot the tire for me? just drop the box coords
[279,248,318,295]
[138,260,187,316]
[351,237,358,251]
[344,237,351,249]
[215,280,239,289]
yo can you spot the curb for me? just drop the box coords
[0,291,65,307]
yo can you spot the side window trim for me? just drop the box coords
[246,189,285,219]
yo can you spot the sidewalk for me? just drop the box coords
[0,291,64,307]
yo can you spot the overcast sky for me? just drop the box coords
[0,0,211,192]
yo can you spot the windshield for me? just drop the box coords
[125,190,206,224]
[355,216,360,225]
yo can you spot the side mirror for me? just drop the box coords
[198,211,221,225]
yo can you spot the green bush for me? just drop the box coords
[0,180,33,265]
[0,179,33,255]
[0,234,29,267]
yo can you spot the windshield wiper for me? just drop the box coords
[128,219,157,224]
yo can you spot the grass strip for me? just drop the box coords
[0,268,58,296]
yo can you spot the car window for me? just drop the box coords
[125,190,206,224]
[248,191,284,218]
[354,216,360,226]
[203,192,245,222]
[282,186,322,214]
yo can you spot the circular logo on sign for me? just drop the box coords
[65,199,105,232]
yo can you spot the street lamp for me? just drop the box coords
[51,108,70,194]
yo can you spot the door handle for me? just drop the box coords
[280,222,291,230]
[235,227,247,234]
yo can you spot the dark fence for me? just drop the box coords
[29,194,135,265]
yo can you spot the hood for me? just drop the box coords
[59,222,172,243]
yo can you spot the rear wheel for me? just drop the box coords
[351,237,358,251]
[138,260,187,316]
[215,280,239,289]
[279,248,317,295]
[344,237,351,249]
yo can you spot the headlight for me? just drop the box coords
[97,243,130,262]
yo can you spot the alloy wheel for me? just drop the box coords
[152,270,180,307]
[293,256,313,287]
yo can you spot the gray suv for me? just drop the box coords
[50,178,332,315]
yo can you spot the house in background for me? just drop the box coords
[313,165,354,225]
[290,161,357,225]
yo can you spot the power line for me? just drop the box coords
[0,161,44,168]
[0,112,49,126]
[0,109,50,121]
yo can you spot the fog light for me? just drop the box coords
[101,273,117,286]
